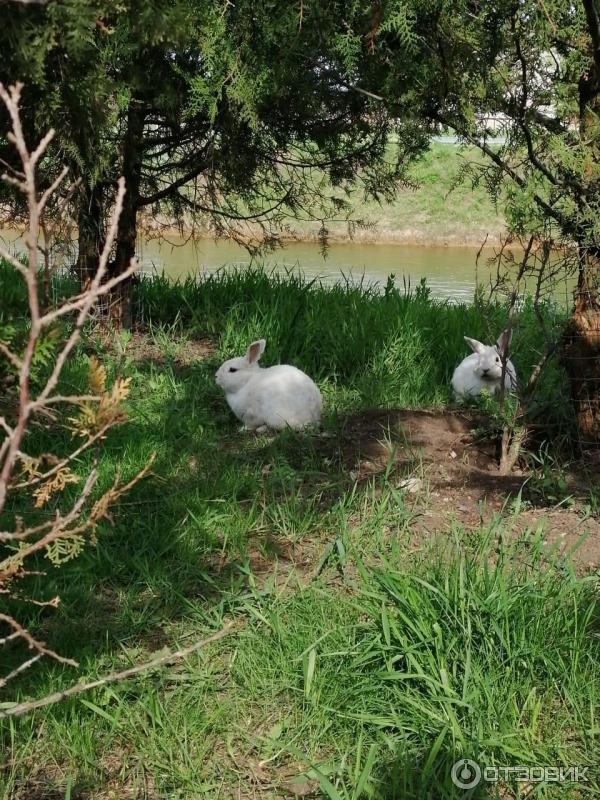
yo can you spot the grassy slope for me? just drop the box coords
[174,143,506,246]
[1,269,597,799]
[281,144,506,245]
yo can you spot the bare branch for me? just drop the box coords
[34,178,128,402]
[10,422,113,493]
[38,165,68,215]
[30,394,101,409]
[0,654,42,687]
[39,254,139,326]
[0,242,27,276]
[0,470,99,574]
[0,340,22,370]
[0,83,151,691]
[0,621,237,719]
[30,129,55,169]
[0,615,78,676]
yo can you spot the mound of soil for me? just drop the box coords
[333,407,518,489]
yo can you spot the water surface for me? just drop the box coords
[1,227,574,304]
[139,235,494,302]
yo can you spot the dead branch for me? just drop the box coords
[10,422,114,493]
[0,82,136,512]
[0,82,152,691]
[0,620,237,719]
[486,231,571,474]
[0,614,78,679]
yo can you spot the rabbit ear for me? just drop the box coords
[246,339,266,364]
[496,329,512,356]
[464,336,485,354]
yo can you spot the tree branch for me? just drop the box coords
[433,110,578,239]
[176,188,293,222]
[583,0,600,77]
[0,615,78,681]
[137,158,211,207]
[0,621,237,719]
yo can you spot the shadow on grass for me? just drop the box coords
[373,750,490,800]
[0,362,412,682]
[2,361,522,698]
[17,750,490,800]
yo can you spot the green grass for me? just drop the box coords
[1,265,597,799]
[132,266,573,436]
[165,142,504,244]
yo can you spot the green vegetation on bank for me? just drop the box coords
[283,143,506,245]
[159,143,504,246]
[0,144,508,249]
[1,265,596,799]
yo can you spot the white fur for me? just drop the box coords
[215,339,322,431]
[452,330,517,400]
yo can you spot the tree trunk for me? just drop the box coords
[563,259,600,450]
[76,183,104,289]
[563,22,600,449]
[109,102,146,328]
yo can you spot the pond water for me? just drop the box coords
[138,234,493,301]
[1,228,574,304]
[139,234,575,304]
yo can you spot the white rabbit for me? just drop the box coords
[452,329,517,400]
[215,339,322,432]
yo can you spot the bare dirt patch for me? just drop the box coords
[202,535,324,597]
[328,408,600,568]
[329,408,520,491]
[127,331,216,366]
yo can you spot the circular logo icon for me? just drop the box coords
[451,759,482,790]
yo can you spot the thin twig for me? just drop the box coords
[0,614,78,671]
[0,341,22,370]
[0,654,42,687]
[0,83,152,689]
[10,422,113,493]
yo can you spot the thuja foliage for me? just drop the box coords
[0,1,426,281]
[339,0,600,443]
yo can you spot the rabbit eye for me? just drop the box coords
[229,367,238,373]
[495,357,500,363]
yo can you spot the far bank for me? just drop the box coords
[140,143,507,249]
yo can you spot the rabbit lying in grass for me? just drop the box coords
[215,339,322,432]
[452,329,517,400]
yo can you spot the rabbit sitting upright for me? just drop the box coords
[452,329,517,400]
[215,339,322,432]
